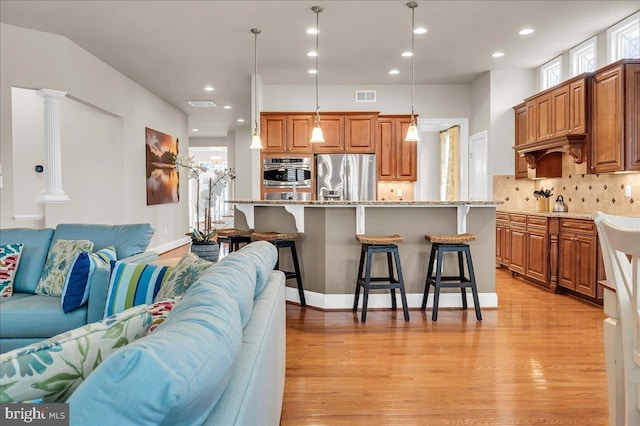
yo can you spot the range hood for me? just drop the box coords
[514,134,587,178]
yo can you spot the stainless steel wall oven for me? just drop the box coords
[263,157,312,188]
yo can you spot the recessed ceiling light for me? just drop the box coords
[413,27,427,34]
[204,86,214,92]
[306,28,319,35]
[307,51,318,57]
[401,51,413,57]
[237,118,245,122]
[389,69,400,75]
[188,100,217,107]
[308,69,318,74]
[519,28,535,35]
[192,128,199,132]
[223,105,232,109]
[492,51,505,58]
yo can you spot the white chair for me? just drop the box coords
[594,212,640,426]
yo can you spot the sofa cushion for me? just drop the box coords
[199,252,257,328]
[0,228,54,294]
[0,243,23,297]
[52,223,154,260]
[104,262,172,317]
[68,278,243,425]
[35,239,94,297]
[0,295,88,339]
[61,246,117,313]
[0,304,151,403]
[154,253,212,301]
[235,241,278,296]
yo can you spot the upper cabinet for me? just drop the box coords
[591,59,640,173]
[377,115,417,181]
[261,112,377,154]
[513,103,529,179]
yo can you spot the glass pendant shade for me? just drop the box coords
[250,129,263,150]
[310,124,325,143]
[404,122,420,142]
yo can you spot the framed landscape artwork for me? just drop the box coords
[145,127,179,205]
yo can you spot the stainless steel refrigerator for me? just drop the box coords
[316,154,376,201]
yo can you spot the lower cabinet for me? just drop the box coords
[496,213,603,300]
[557,219,599,297]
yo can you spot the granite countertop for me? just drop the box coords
[228,200,503,206]
[496,209,595,220]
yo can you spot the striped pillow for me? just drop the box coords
[104,262,173,318]
[61,246,117,313]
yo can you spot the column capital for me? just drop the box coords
[36,88,67,101]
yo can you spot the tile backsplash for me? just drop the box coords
[494,155,640,216]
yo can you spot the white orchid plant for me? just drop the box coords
[170,153,236,243]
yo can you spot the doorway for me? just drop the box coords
[468,131,489,201]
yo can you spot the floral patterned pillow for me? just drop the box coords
[0,243,23,297]
[35,239,94,297]
[147,296,181,333]
[154,253,212,301]
[0,304,151,403]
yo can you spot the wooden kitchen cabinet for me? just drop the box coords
[557,218,599,297]
[312,114,345,153]
[261,114,287,152]
[513,103,529,179]
[376,115,417,181]
[591,59,640,173]
[569,78,587,134]
[551,85,570,137]
[525,216,549,284]
[345,114,377,153]
[496,212,510,266]
[286,115,314,153]
[507,214,527,275]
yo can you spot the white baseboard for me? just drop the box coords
[285,287,498,310]
[148,237,191,254]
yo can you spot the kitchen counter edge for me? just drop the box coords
[228,200,503,206]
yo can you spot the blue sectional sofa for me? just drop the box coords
[0,223,156,353]
[67,241,286,425]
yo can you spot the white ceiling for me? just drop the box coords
[1,1,639,137]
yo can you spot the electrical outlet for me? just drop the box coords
[625,184,632,198]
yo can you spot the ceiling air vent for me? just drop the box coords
[187,100,217,108]
[356,90,376,102]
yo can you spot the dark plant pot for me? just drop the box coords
[190,241,220,262]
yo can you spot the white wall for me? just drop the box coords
[1,24,189,249]
[417,131,441,200]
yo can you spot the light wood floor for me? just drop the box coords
[281,268,608,425]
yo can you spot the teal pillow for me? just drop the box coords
[68,281,242,425]
[0,304,151,403]
[104,262,172,318]
[35,239,94,297]
[154,253,212,301]
[52,223,154,259]
[61,246,117,313]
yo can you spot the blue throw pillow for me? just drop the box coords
[61,246,117,313]
[104,262,173,318]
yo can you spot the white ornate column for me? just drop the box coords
[36,88,70,203]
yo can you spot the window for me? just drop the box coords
[608,11,640,62]
[570,36,597,76]
[540,56,562,90]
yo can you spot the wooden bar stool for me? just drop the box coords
[421,233,482,321]
[217,228,253,253]
[252,231,306,307]
[353,234,409,323]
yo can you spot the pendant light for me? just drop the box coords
[405,1,421,142]
[310,5,325,143]
[250,28,263,150]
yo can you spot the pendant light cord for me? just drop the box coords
[410,2,415,123]
[314,7,321,124]
[253,29,260,134]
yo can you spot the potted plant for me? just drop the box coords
[171,153,236,262]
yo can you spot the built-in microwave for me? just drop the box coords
[263,157,312,188]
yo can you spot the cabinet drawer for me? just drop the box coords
[527,216,548,229]
[496,212,509,222]
[509,214,527,228]
[560,219,595,234]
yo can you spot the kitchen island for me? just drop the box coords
[230,200,501,310]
